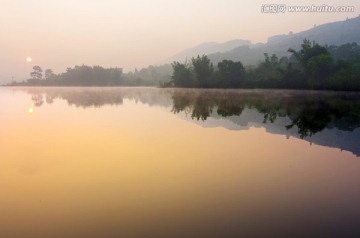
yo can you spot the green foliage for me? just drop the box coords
[55,65,123,86]
[288,39,329,69]
[15,40,360,90]
[17,64,173,87]
[123,64,172,86]
[246,53,285,88]
[191,55,214,88]
[23,65,123,86]
[170,40,360,91]
[217,60,245,88]
[288,39,333,88]
[327,62,360,90]
[171,61,194,87]
[307,54,334,89]
[327,43,360,61]
[171,56,245,88]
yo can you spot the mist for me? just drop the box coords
[1,0,359,83]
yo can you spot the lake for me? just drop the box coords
[1,87,360,238]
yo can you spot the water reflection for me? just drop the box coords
[2,87,360,237]
[19,87,360,156]
[170,89,360,136]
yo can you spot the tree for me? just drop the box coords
[217,60,245,88]
[171,61,193,87]
[270,54,279,65]
[249,53,283,88]
[30,66,43,80]
[288,39,329,73]
[288,39,333,88]
[327,43,360,61]
[307,54,334,89]
[191,55,214,88]
[279,56,289,65]
[45,69,54,79]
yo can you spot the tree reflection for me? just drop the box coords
[31,94,44,107]
[24,88,360,140]
[170,90,360,139]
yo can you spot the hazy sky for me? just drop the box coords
[1,0,359,82]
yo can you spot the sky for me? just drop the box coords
[0,0,359,83]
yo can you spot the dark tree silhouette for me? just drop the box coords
[171,61,193,87]
[191,55,214,88]
[30,66,43,80]
[217,60,245,88]
[45,69,54,79]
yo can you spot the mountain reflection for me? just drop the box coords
[21,87,360,156]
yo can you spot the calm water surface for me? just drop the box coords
[1,87,360,238]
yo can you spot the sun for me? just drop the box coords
[26,57,32,62]
[28,107,34,114]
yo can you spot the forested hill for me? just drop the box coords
[169,40,360,91]
[169,16,360,66]
[209,16,360,66]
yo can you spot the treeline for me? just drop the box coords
[169,40,360,90]
[124,64,172,86]
[8,40,360,89]
[13,65,124,86]
[10,64,172,87]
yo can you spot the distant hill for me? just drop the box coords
[166,39,252,63]
[168,16,360,66]
[210,16,360,66]
[265,16,360,47]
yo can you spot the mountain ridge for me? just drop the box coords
[166,39,252,63]
[166,16,360,66]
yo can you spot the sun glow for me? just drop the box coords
[28,107,34,114]
[26,57,32,62]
